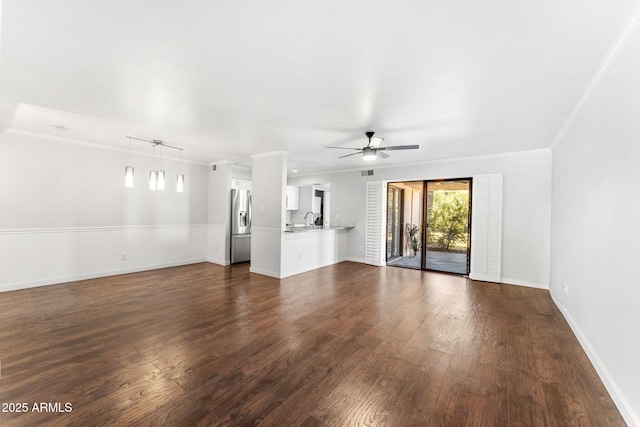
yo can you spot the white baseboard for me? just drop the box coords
[281,260,338,279]
[467,274,550,290]
[207,257,230,266]
[469,273,501,283]
[550,290,639,427]
[500,277,549,290]
[345,257,367,264]
[249,266,281,279]
[0,258,207,293]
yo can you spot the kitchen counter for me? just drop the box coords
[284,225,353,233]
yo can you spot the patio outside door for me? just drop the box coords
[423,179,472,274]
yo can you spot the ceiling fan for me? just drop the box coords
[327,131,419,161]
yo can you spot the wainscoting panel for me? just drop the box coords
[207,224,229,266]
[281,229,348,278]
[249,227,282,278]
[0,224,207,292]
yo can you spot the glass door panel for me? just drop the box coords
[386,182,423,269]
[423,179,471,274]
[386,185,403,261]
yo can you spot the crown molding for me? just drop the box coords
[290,148,551,178]
[250,150,289,159]
[210,160,234,166]
[4,128,208,165]
[551,3,640,149]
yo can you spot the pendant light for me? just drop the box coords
[124,137,134,188]
[176,173,184,193]
[149,171,157,190]
[125,136,184,192]
[156,146,165,191]
[156,170,165,191]
[176,149,184,193]
[149,145,157,190]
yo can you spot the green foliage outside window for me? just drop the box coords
[406,223,421,256]
[428,191,469,251]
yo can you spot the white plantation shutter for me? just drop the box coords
[470,174,503,282]
[365,181,386,266]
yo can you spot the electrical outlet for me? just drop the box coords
[121,252,127,261]
[335,214,341,221]
[562,282,569,295]
[359,246,364,252]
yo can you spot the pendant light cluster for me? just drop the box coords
[124,136,185,193]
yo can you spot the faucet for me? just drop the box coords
[304,211,314,226]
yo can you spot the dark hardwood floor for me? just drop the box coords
[0,262,624,426]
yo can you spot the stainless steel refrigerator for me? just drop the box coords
[231,189,251,264]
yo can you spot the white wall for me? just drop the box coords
[250,152,287,229]
[550,20,640,425]
[289,149,552,288]
[207,161,233,266]
[0,130,209,291]
[250,152,287,277]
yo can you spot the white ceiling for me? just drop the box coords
[1,0,638,173]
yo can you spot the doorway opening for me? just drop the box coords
[386,178,472,275]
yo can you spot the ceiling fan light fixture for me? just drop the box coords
[328,130,419,161]
[362,147,377,161]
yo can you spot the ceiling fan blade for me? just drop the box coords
[338,151,362,159]
[370,136,384,148]
[326,146,361,150]
[378,151,391,159]
[378,145,419,151]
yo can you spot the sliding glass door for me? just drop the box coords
[386,178,471,275]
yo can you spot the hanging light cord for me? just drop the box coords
[127,135,184,152]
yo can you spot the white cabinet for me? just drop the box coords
[286,186,299,210]
[232,179,252,191]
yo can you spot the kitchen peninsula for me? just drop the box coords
[281,225,352,278]
[250,154,354,279]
